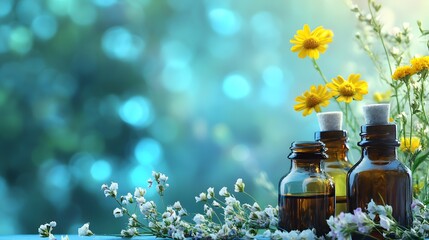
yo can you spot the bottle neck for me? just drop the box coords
[291,159,323,173]
[324,142,348,161]
[314,130,349,162]
[358,124,399,162]
[362,146,397,161]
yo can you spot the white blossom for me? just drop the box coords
[60,236,69,240]
[390,47,400,55]
[212,200,221,207]
[219,187,230,197]
[77,222,93,236]
[121,193,133,205]
[135,196,146,204]
[121,227,138,237]
[134,187,146,198]
[38,221,57,239]
[128,214,139,227]
[195,192,207,202]
[173,201,182,210]
[380,215,394,231]
[113,208,123,218]
[225,196,239,206]
[102,182,119,197]
[207,187,215,199]
[193,214,206,225]
[171,229,185,240]
[178,208,187,217]
[217,224,231,237]
[140,201,156,215]
[234,178,245,192]
[159,173,168,184]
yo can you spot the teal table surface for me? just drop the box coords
[0,235,158,240]
[0,235,271,240]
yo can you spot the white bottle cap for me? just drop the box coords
[362,104,390,125]
[317,111,343,131]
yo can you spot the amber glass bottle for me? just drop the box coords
[315,130,353,215]
[278,141,335,236]
[347,124,412,229]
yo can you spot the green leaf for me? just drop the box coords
[412,150,429,172]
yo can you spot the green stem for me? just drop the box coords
[368,0,393,77]
[406,82,414,168]
[312,59,361,153]
[420,71,429,125]
[243,191,259,204]
[210,205,223,225]
[312,58,329,84]
[393,83,402,120]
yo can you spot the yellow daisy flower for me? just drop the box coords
[294,85,332,116]
[326,74,368,103]
[290,24,333,59]
[373,90,391,103]
[392,65,413,80]
[400,136,422,153]
[413,181,425,196]
[410,56,429,74]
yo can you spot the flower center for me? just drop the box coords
[306,94,321,108]
[303,38,320,49]
[339,83,355,97]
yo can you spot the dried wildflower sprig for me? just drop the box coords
[193,180,281,239]
[101,171,319,239]
[327,199,425,239]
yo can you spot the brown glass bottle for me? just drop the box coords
[315,130,353,215]
[347,124,412,230]
[278,141,335,236]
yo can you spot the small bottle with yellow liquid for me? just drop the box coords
[278,141,335,236]
[314,112,353,215]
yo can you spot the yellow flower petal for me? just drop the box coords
[290,24,333,59]
[293,85,332,116]
[328,74,368,103]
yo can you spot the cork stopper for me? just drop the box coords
[317,111,343,131]
[362,104,390,125]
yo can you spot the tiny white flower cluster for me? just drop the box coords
[77,222,93,236]
[100,173,298,239]
[263,229,317,240]
[101,171,183,238]
[151,171,169,196]
[101,182,118,198]
[38,221,56,240]
[38,221,92,240]
[99,172,330,239]
[411,199,429,237]
[327,199,427,239]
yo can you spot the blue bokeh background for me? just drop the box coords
[0,0,428,234]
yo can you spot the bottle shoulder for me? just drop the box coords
[280,170,332,183]
[348,158,411,174]
[324,159,353,169]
